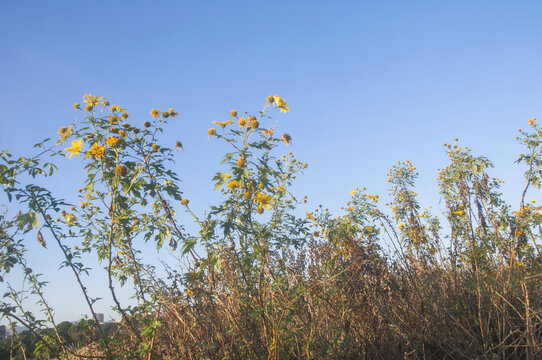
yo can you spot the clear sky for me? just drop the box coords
[1,0,542,322]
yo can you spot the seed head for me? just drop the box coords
[248,119,259,129]
[115,165,128,177]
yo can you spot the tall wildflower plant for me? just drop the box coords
[2,96,542,359]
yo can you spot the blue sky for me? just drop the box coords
[1,0,542,322]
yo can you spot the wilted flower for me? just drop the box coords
[282,133,292,146]
[169,108,178,118]
[115,165,128,177]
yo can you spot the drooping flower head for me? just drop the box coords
[168,108,178,118]
[282,133,292,146]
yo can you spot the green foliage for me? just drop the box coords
[2,96,542,358]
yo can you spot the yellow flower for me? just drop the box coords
[119,130,127,137]
[227,179,240,191]
[110,105,127,114]
[208,128,216,136]
[273,95,289,113]
[106,136,121,148]
[65,139,83,158]
[282,133,292,146]
[162,111,170,118]
[243,192,251,200]
[181,199,189,206]
[230,110,237,117]
[238,118,247,127]
[73,103,80,110]
[83,94,104,106]
[529,118,536,125]
[255,192,275,210]
[186,288,193,297]
[237,157,246,168]
[212,120,234,128]
[267,96,274,103]
[109,115,120,124]
[256,205,264,214]
[151,108,161,118]
[84,104,93,112]
[263,129,274,137]
[152,144,160,152]
[86,143,105,159]
[176,141,183,151]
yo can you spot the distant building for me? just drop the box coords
[0,325,6,340]
[96,313,104,323]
